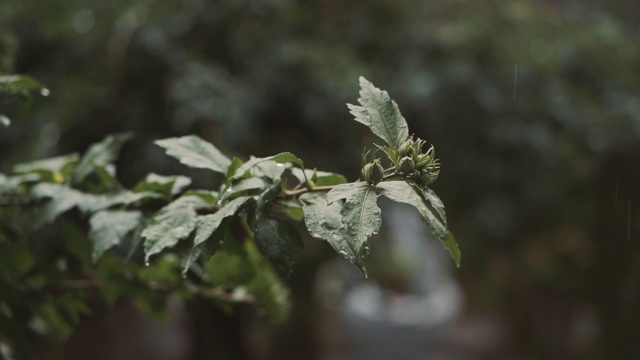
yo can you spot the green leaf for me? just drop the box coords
[253,216,303,276]
[14,153,80,183]
[31,183,92,226]
[206,248,255,287]
[233,152,304,180]
[134,173,192,197]
[290,168,347,187]
[206,233,290,321]
[93,165,121,191]
[219,177,266,202]
[422,186,447,227]
[0,75,47,93]
[347,76,409,148]
[0,173,39,194]
[167,193,218,211]
[155,135,231,174]
[376,181,460,267]
[142,202,198,263]
[194,196,252,247]
[73,133,133,183]
[0,114,10,127]
[254,182,283,211]
[80,191,161,213]
[89,210,143,262]
[325,182,384,274]
[182,189,218,206]
[243,240,289,321]
[253,160,287,180]
[302,193,366,274]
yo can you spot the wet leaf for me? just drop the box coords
[347,76,409,148]
[422,186,447,227]
[134,173,192,197]
[253,216,303,276]
[73,132,133,183]
[233,152,304,180]
[193,196,252,247]
[377,181,459,267]
[89,210,142,262]
[290,168,347,187]
[142,201,198,263]
[302,193,370,274]
[156,135,231,174]
[327,183,384,274]
[14,153,79,183]
[31,183,93,227]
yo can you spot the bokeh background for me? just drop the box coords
[2,0,640,359]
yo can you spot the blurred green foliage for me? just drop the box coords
[2,0,640,359]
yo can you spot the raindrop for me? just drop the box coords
[338,250,348,256]
[145,261,150,267]
[40,88,50,97]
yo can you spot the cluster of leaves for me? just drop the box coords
[0,77,456,352]
[0,74,48,128]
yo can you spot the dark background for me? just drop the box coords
[2,0,640,359]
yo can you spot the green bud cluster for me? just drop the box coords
[393,137,440,187]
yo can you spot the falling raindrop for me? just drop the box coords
[40,88,50,97]
[145,261,150,267]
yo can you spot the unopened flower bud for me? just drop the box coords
[419,170,439,186]
[362,160,385,185]
[397,139,413,157]
[398,156,414,174]
[415,153,432,170]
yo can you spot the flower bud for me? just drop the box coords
[397,139,413,157]
[419,169,439,186]
[362,160,385,185]
[414,153,432,170]
[398,156,414,174]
